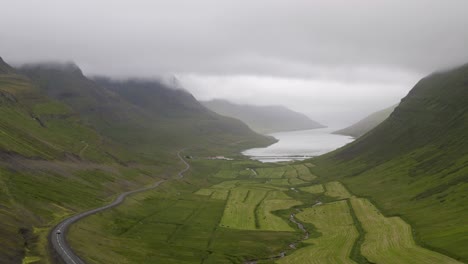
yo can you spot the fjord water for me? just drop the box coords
[243,127,354,162]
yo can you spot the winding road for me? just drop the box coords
[50,150,189,264]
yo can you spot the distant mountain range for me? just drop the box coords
[333,104,397,138]
[202,99,325,134]
[313,63,468,261]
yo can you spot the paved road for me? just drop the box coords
[50,151,189,264]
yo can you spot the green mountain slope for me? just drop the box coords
[0,57,274,263]
[96,79,273,153]
[312,63,468,261]
[202,99,325,134]
[0,65,113,161]
[20,65,274,158]
[0,57,15,74]
[0,59,159,263]
[333,104,397,138]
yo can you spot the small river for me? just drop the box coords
[243,127,354,162]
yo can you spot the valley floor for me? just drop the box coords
[66,158,463,264]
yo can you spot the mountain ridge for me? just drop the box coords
[0,57,275,263]
[203,99,325,134]
[333,104,397,138]
[19,63,274,158]
[312,62,468,261]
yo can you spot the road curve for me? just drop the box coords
[50,151,189,264]
[177,150,190,178]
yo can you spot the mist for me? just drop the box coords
[2,0,468,125]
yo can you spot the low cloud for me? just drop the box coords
[1,0,467,125]
[180,72,415,127]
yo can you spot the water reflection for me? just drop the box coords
[243,127,354,162]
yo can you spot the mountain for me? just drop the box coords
[0,59,136,263]
[96,78,276,153]
[0,57,15,74]
[202,99,325,134]
[333,104,397,138]
[0,61,113,161]
[312,63,468,261]
[19,64,274,158]
[0,57,275,263]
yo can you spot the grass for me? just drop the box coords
[311,62,468,261]
[256,167,287,179]
[313,154,468,261]
[325,181,352,199]
[299,184,324,194]
[68,162,300,263]
[0,164,165,264]
[62,156,463,264]
[220,188,268,230]
[293,164,317,182]
[0,61,293,263]
[278,200,358,264]
[2,63,464,263]
[350,197,462,264]
[256,191,302,231]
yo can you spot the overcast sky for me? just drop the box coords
[2,0,468,126]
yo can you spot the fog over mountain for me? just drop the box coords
[333,105,398,138]
[203,99,324,134]
[2,0,468,125]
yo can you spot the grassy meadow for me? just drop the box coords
[65,157,462,264]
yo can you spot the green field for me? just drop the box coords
[256,191,302,231]
[325,181,352,199]
[68,160,301,263]
[257,167,287,178]
[310,63,468,261]
[220,188,269,229]
[278,201,358,264]
[350,197,461,264]
[219,187,301,231]
[63,158,463,264]
[299,184,324,194]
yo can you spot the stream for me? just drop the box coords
[244,204,317,264]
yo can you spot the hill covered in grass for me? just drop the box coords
[0,59,154,263]
[333,104,397,138]
[19,64,274,158]
[202,99,325,134]
[0,57,15,74]
[312,63,468,261]
[0,57,275,263]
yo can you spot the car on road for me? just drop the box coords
[56,230,61,235]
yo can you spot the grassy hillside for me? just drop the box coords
[0,57,15,74]
[333,104,397,138]
[0,62,172,263]
[66,160,315,263]
[65,157,462,264]
[19,66,274,158]
[0,67,114,162]
[0,57,274,263]
[312,63,468,261]
[97,79,274,154]
[203,99,324,134]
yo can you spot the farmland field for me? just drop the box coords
[256,191,302,231]
[278,200,358,264]
[325,181,352,199]
[299,184,324,194]
[66,159,463,264]
[350,197,462,264]
[257,167,287,178]
[220,188,268,229]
